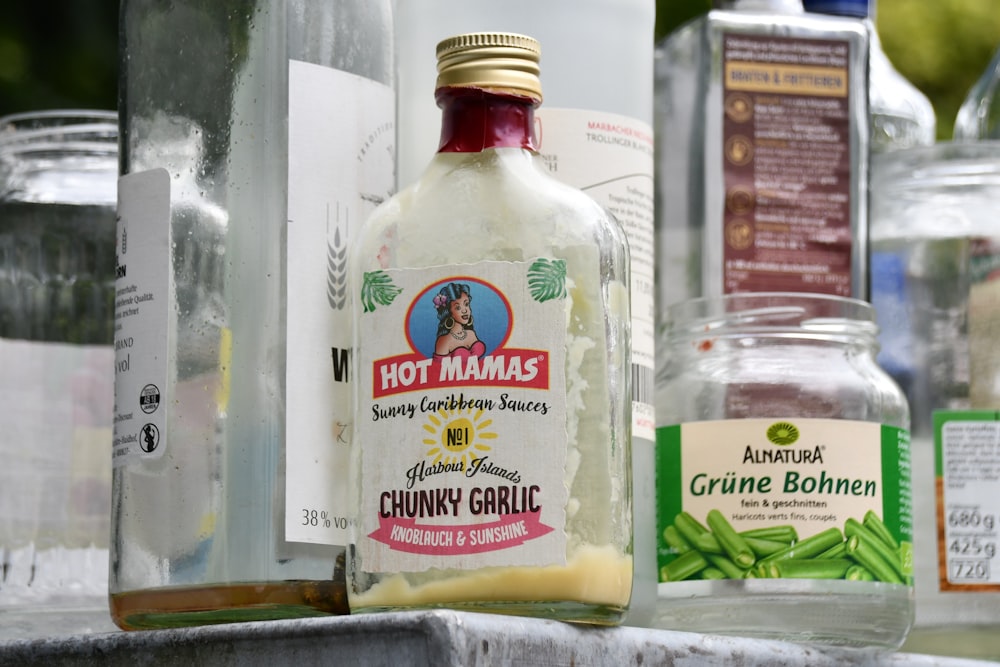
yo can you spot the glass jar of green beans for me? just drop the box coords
[652,293,912,648]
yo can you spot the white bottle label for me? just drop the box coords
[355,260,570,573]
[113,169,171,467]
[535,107,655,441]
[284,61,395,545]
[935,413,1000,588]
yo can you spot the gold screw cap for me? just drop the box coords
[435,32,542,102]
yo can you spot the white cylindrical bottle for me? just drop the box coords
[803,0,936,151]
[393,0,656,625]
[111,0,394,629]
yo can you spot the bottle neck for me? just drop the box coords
[436,87,539,154]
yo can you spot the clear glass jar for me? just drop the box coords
[0,110,118,638]
[111,0,394,629]
[871,142,1000,659]
[653,293,912,648]
[348,33,632,624]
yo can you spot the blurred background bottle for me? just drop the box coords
[393,0,657,625]
[954,44,1000,140]
[0,110,118,639]
[654,0,870,319]
[870,142,1000,660]
[111,0,394,629]
[803,0,936,152]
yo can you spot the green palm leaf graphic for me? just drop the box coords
[527,258,567,303]
[361,270,403,313]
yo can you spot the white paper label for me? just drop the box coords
[937,415,1000,588]
[355,260,571,573]
[284,60,395,545]
[113,169,171,467]
[535,107,655,441]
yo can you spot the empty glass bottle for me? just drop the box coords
[111,0,394,629]
[955,45,1000,140]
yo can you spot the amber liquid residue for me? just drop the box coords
[110,579,349,630]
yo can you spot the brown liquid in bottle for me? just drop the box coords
[110,553,349,629]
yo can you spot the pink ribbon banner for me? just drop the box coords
[369,512,554,555]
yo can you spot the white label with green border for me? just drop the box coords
[935,410,1000,589]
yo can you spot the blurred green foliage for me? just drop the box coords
[0,2,118,115]
[0,1,998,140]
[878,0,1000,139]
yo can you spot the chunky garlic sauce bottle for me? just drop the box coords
[348,32,632,624]
[393,3,657,624]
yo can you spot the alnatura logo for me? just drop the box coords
[766,422,799,446]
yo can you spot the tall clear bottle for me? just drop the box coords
[655,0,870,318]
[393,0,656,624]
[802,0,936,151]
[111,0,394,629]
[349,32,632,625]
[954,45,1000,140]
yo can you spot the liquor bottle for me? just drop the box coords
[111,0,394,628]
[393,0,657,624]
[803,0,936,151]
[349,32,632,625]
[954,44,1000,140]
[655,0,870,317]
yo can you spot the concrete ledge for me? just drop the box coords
[2,610,999,666]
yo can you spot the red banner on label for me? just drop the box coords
[369,513,554,555]
[372,349,549,398]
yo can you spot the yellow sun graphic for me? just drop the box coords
[422,407,497,469]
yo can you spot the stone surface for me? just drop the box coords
[1,610,999,666]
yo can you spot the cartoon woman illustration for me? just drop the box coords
[433,282,486,358]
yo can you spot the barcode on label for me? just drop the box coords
[632,363,653,406]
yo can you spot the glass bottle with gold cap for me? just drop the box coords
[348,32,632,624]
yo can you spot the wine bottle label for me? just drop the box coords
[355,259,572,573]
[535,107,655,441]
[284,60,395,546]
